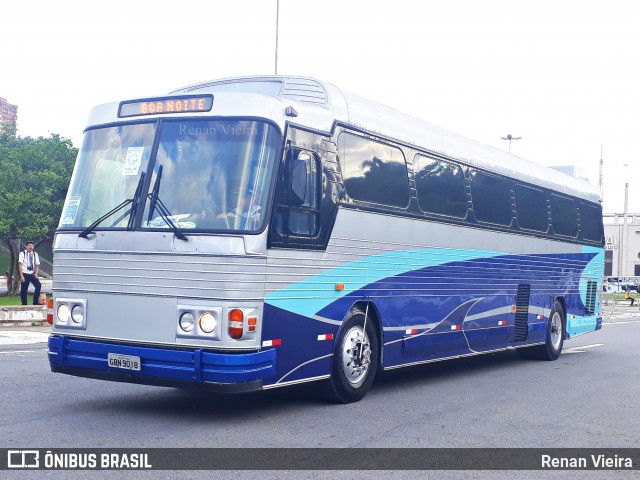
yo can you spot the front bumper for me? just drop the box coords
[48,335,276,393]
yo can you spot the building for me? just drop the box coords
[0,97,18,135]
[603,213,640,277]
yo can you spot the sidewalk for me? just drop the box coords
[601,302,640,320]
[1,278,52,327]
[602,299,640,308]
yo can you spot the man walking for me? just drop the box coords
[18,241,41,305]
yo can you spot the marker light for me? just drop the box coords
[57,304,70,324]
[179,312,196,332]
[228,309,244,339]
[199,312,217,334]
[247,316,257,332]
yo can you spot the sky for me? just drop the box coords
[3,0,639,213]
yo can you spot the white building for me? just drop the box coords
[603,213,640,277]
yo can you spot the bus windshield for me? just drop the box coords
[59,119,281,233]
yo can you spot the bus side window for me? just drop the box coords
[515,184,549,233]
[551,194,579,238]
[579,202,604,243]
[470,170,514,226]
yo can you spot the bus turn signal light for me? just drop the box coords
[46,297,54,325]
[228,309,244,339]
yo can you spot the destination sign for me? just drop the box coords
[118,95,213,117]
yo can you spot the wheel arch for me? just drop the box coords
[553,295,568,335]
[345,300,384,367]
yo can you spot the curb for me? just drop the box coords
[0,306,47,326]
[0,321,49,327]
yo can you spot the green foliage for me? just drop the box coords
[0,134,77,240]
[0,131,77,293]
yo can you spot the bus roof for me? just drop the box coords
[121,75,600,203]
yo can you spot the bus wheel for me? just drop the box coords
[519,300,565,360]
[324,309,379,403]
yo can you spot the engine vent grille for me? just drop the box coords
[514,284,531,341]
[585,281,597,315]
[281,78,327,104]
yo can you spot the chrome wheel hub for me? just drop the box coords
[550,311,562,350]
[341,325,371,386]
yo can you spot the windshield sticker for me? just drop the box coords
[122,147,144,176]
[60,195,81,224]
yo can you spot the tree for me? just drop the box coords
[0,126,76,295]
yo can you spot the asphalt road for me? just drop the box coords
[1,310,639,480]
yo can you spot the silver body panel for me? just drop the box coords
[52,232,268,349]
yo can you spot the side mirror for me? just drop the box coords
[290,153,309,205]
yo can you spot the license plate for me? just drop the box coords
[107,353,141,371]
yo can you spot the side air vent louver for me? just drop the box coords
[514,284,530,342]
[585,281,597,315]
[281,79,327,104]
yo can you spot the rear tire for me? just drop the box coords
[518,300,565,360]
[324,309,379,403]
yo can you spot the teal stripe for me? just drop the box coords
[265,248,504,318]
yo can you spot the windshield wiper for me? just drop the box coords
[126,170,147,230]
[147,165,163,224]
[146,166,188,241]
[78,172,146,238]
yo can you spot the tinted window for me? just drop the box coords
[414,155,467,218]
[273,149,321,238]
[338,133,409,207]
[289,151,320,236]
[551,195,578,237]
[470,171,513,226]
[580,203,603,242]
[515,184,548,232]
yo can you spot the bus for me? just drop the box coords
[48,76,604,403]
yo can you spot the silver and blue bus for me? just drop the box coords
[49,76,604,403]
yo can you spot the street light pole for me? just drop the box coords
[623,164,629,276]
[500,134,522,153]
[274,0,280,75]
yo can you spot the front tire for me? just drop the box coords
[324,309,380,403]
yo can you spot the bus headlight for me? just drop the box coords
[57,304,70,324]
[179,312,196,332]
[71,305,84,324]
[54,298,87,329]
[177,306,222,339]
[199,312,217,333]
